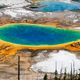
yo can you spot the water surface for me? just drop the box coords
[0,24,80,46]
[32,1,80,12]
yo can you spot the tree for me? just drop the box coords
[43,74,48,80]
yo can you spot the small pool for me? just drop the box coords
[31,1,80,12]
[0,24,80,46]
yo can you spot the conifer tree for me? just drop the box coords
[43,74,48,80]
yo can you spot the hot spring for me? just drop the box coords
[31,1,80,12]
[0,24,80,46]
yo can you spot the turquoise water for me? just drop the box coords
[0,24,80,46]
[32,1,80,12]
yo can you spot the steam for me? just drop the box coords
[31,50,80,74]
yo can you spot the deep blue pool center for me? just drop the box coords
[0,24,80,46]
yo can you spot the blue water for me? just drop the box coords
[33,1,80,12]
[0,24,80,46]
